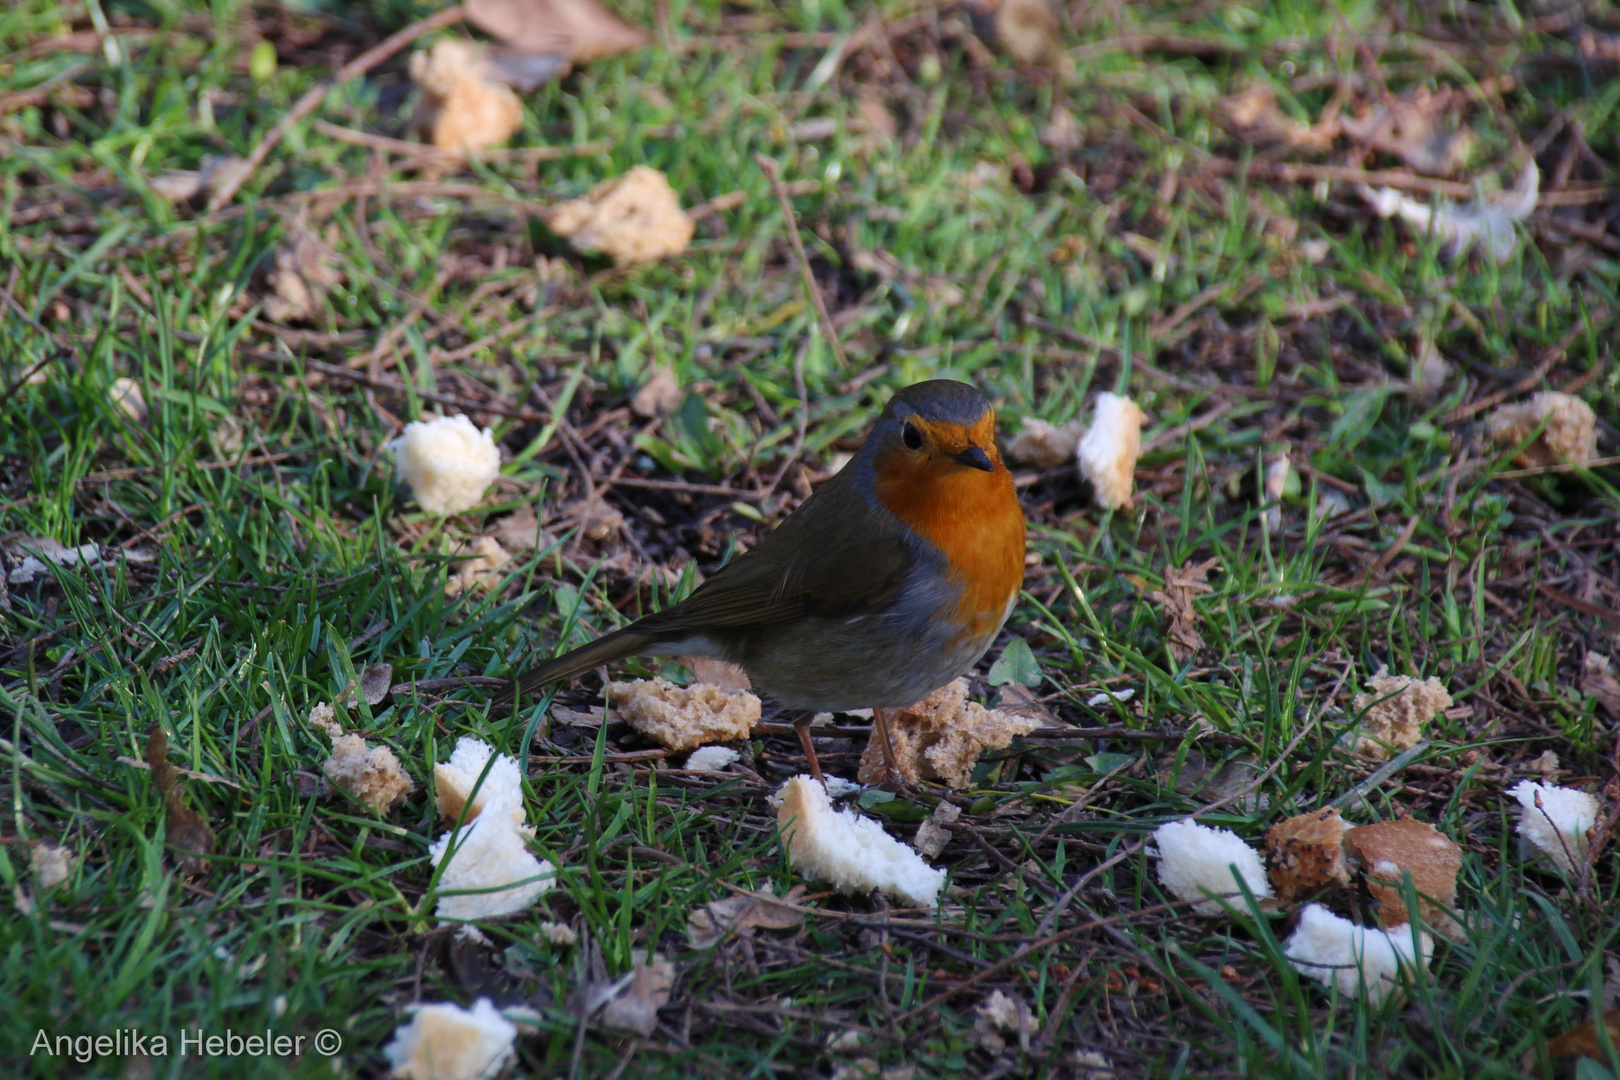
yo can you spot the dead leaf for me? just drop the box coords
[913,801,961,859]
[481,47,570,91]
[551,704,609,727]
[1040,106,1082,151]
[855,90,897,140]
[111,377,147,423]
[145,723,215,876]
[632,366,681,417]
[465,0,648,67]
[598,950,674,1037]
[971,0,1062,66]
[1341,92,1472,175]
[147,154,250,204]
[263,221,341,323]
[1410,336,1453,399]
[1220,83,1338,152]
[994,682,1061,728]
[565,493,624,542]
[445,536,512,597]
[359,662,394,705]
[686,883,807,948]
[487,507,550,552]
[1149,559,1218,665]
[1579,29,1620,61]
[1581,653,1620,720]
[1546,1010,1620,1061]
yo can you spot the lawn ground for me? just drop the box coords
[2,1,1619,1077]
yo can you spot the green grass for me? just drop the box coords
[2,0,1619,1077]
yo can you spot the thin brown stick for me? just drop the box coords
[1496,453,1620,478]
[206,5,466,211]
[1360,512,1422,581]
[1447,311,1604,422]
[754,153,848,370]
[687,179,819,220]
[313,121,612,166]
[898,897,1200,1021]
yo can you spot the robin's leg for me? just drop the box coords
[870,706,907,791]
[789,711,826,786]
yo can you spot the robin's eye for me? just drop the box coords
[901,422,923,450]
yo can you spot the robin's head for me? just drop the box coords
[867,380,1004,479]
[864,379,1025,626]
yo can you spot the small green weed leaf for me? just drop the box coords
[989,636,1042,687]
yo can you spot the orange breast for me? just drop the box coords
[873,443,1026,646]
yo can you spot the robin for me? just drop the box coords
[507,379,1027,784]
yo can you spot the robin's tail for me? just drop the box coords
[504,627,657,707]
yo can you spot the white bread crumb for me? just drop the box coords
[325,734,415,813]
[776,775,944,908]
[445,536,512,597]
[383,997,518,1080]
[1263,447,1292,530]
[429,810,554,921]
[684,746,740,772]
[1283,903,1431,1004]
[1005,417,1083,469]
[307,701,341,738]
[434,737,526,828]
[1076,392,1143,510]
[1073,1050,1116,1078]
[612,678,761,752]
[1152,819,1272,915]
[539,921,578,946]
[545,166,694,265]
[1351,667,1452,760]
[262,227,341,323]
[31,843,73,890]
[1509,780,1599,874]
[856,680,1038,789]
[391,415,502,515]
[409,38,523,152]
[977,989,1023,1031]
[1485,391,1598,468]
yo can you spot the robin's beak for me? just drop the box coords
[950,445,995,472]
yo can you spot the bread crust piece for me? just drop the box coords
[1265,808,1353,902]
[776,775,943,907]
[1345,819,1463,938]
[612,678,761,752]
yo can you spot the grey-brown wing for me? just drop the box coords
[632,501,914,636]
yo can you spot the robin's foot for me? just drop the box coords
[869,707,915,794]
